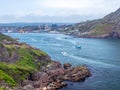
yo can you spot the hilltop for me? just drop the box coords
[58,8,120,38]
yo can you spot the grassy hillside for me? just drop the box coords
[89,23,114,36]
[58,8,120,38]
[0,33,14,41]
[0,33,51,88]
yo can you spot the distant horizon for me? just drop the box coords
[0,12,110,24]
[0,22,74,24]
[0,15,102,24]
[0,22,74,27]
[0,7,119,25]
[0,0,120,23]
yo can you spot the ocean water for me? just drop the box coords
[5,33,120,90]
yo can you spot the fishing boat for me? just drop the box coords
[61,52,68,56]
[75,45,81,49]
[75,42,81,49]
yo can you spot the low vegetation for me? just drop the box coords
[90,23,113,36]
[0,33,14,41]
[58,8,120,38]
[0,33,50,88]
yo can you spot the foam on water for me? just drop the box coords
[68,54,120,68]
[31,38,38,42]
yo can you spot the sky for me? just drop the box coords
[0,0,120,23]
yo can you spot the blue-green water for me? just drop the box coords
[6,33,120,90]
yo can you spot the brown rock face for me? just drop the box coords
[63,63,72,69]
[63,65,91,82]
[0,42,19,63]
[21,63,91,90]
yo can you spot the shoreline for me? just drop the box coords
[16,62,91,90]
[0,33,91,90]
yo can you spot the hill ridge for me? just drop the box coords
[58,8,120,38]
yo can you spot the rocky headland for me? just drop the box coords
[0,33,91,90]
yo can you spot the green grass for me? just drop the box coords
[0,70,16,86]
[0,34,51,88]
[30,49,47,56]
[17,47,37,69]
[0,87,4,90]
[0,62,34,85]
[90,23,113,36]
[0,44,49,87]
[0,34,14,41]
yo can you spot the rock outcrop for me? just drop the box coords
[20,62,91,90]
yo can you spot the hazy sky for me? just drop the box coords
[0,0,120,23]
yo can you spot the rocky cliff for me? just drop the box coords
[0,33,91,90]
[58,8,120,38]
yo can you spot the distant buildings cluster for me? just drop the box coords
[0,24,65,33]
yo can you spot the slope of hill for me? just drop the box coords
[0,33,90,90]
[59,8,120,38]
[0,33,50,88]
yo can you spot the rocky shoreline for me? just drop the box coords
[14,62,91,90]
[0,33,91,90]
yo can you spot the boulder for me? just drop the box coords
[23,85,34,90]
[46,81,67,90]
[63,65,91,82]
[63,63,72,69]
[47,68,65,78]
[47,61,62,70]
[21,80,33,87]
[32,72,47,81]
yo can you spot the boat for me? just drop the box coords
[75,45,81,49]
[75,42,81,49]
[64,37,68,39]
[61,52,68,56]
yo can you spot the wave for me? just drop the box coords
[40,43,62,47]
[61,51,69,56]
[30,38,38,42]
[67,54,120,68]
